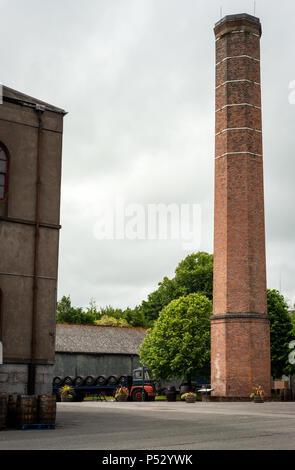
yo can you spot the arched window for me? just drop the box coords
[0,144,8,200]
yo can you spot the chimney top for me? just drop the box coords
[215,13,260,27]
[214,13,262,38]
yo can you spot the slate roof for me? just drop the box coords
[55,324,147,355]
[2,85,67,114]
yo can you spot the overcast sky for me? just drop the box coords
[2,0,295,309]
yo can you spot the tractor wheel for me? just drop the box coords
[132,389,147,402]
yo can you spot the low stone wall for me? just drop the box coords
[0,364,54,395]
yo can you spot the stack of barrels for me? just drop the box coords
[53,374,130,387]
[0,393,56,430]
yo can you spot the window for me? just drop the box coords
[134,370,142,379]
[133,368,153,380]
[0,144,8,200]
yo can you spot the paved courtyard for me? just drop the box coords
[0,401,295,450]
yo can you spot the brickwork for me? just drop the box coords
[211,14,271,398]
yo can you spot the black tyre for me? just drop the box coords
[74,376,85,386]
[107,375,119,386]
[84,375,96,386]
[63,376,74,385]
[96,375,108,386]
[118,375,128,386]
[132,389,147,402]
[53,376,64,387]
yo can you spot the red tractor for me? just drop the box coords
[129,367,157,401]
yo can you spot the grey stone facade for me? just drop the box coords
[0,364,54,395]
[0,86,65,395]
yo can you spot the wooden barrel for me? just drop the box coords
[96,375,108,386]
[119,375,128,386]
[284,389,292,402]
[53,376,64,387]
[107,375,119,386]
[0,394,8,430]
[84,375,96,386]
[74,376,86,386]
[16,395,37,427]
[166,387,176,402]
[63,376,75,386]
[38,395,56,424]
[7,394,18,428]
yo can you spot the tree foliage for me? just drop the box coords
[174,252,213,299]
[95,316,129,327]
[123,306,146,327]
[139,293,212,382]
[267,289,294,377]
[139,252,213,324]
[56,295,96,325]
[56,296,145,327]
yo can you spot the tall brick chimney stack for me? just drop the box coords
[211,13,271,398]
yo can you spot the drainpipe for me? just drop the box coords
[28,104,45,395]
[0,289,2,364]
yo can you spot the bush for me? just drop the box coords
[95,316,129,327]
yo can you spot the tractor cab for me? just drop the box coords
[130,367,157,401]
[132,367,153,384]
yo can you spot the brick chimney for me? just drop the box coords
[211,14,271,398]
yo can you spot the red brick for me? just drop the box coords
[211,14,270,398]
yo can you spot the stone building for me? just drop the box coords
[0,86,66,395]
[211,14,271,398]
[54,324,146,377]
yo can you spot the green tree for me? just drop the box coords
[139,252,213,324]
[174,252,213,299]
[86,298,101,320]
[56,295,71,320]
[291,313,295,339]
[139,293,212,384]
[56,295,95,325]
[100,305,124,319]
[123,306,146,327]
[140,278,182,326]
[267,289,294,377]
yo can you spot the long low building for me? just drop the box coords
[54,324,147,378]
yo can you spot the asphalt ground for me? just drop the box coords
[0,401,295,450]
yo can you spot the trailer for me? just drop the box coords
[53,367,158,402]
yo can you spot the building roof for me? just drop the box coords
[55,324,147,355]
[2,85,67,115]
